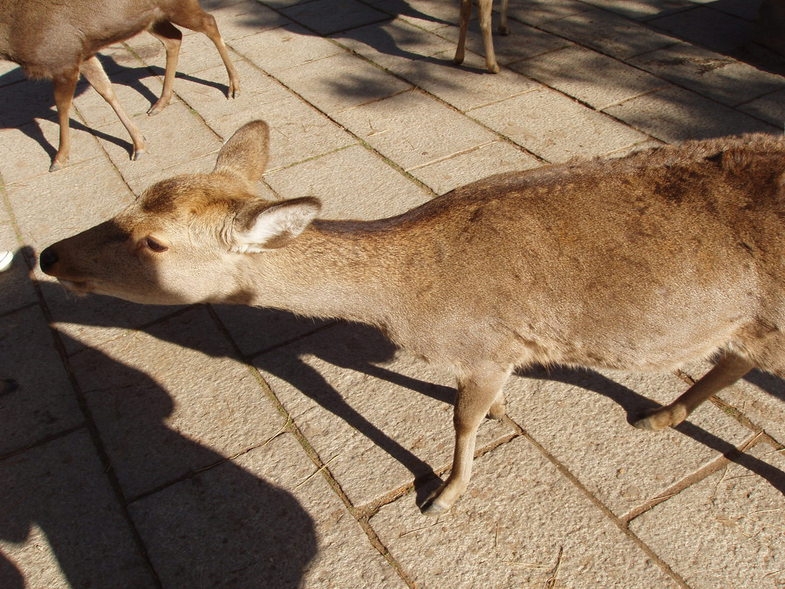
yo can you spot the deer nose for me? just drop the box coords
[39,246,59,274]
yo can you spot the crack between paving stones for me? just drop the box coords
[25,272,165,588]
[504,415,691,588]
[621,430,769,524]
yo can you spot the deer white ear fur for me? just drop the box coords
[232,197,321,252]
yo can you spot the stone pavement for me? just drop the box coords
[1,0,784,586]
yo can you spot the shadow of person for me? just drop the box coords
[0,318,317,588]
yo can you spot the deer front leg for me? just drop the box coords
[50,70,79,171]
[421,364,511,515]
[634,352,754,431]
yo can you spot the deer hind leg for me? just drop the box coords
[421,363,511,515]
[79,57,146,160]
[50,69,80,171]
[147,20,182,115]
[634,351,754,431]
[498,0,510,35]
[170,4,240,98]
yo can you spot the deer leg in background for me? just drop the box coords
[147,20,182,116]
[50,70,80,172]
[79,56,146,160]
[169,5,239,98]
[454,0,473,67]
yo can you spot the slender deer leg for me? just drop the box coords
[634,352,754,431]
[421,364,511,515]
[454,0,473,66]
[50,70,79,171]
[79,56,146,160]
[147,20,182,115]
[170,8,240,98]
[478,0,500,73]
[499,0,510,35]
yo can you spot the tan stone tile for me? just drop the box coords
[0,431,157,588]
[630,42,785,107]
[69,307,284,498]
[370,436,678,587]
[629,441,785,588]
[470,86,649,161]
[604,86,778,143]
[263,144,432,219]
[0,306,83,455]
[171,59,357,172]
[409,140,540,194]
[231,24,345,73]
[336,90,499,171]
[510,45,668,110]
[505,363,755,516]
[273,52,413,114]
[130,433,406,588]
[5,155,132,249]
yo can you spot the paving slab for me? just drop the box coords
[370,436,679,588]
[629,440,785,588]
[279,0,389,35]
[263,144,432,218]
[336,21,540,112]
[171,59,358,171]
[231,23,346,74]
[0,430,156,588]
[505,363,755,517]
[68,307,284,500]
[536,5,679,59]
[604,84,779,143]
[410,140,540,195]
[470,86,650,161]
[630,41,785,106]
[273,51,413,114]
[336,90,501,172]
[510,44,669,110]
[647,5,755,53]
[130,433,405,588]
[0,305,82,455]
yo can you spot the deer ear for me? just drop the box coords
[231,197,322,252]
[213,120,270,183]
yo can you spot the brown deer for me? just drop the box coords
[39,121,785,514]
[0,0,240,171]
[454,0,509,73]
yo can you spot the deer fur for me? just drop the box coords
[454,0,509,73]
[0,0,239,171]
[40,120,785,514]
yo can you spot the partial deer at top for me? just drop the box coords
[0,0,240,171]
[454,0,510,73]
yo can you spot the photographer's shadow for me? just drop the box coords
[0,272,317,588]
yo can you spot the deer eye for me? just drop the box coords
[144,236,168,253]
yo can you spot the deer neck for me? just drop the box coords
[234,219,404,327]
